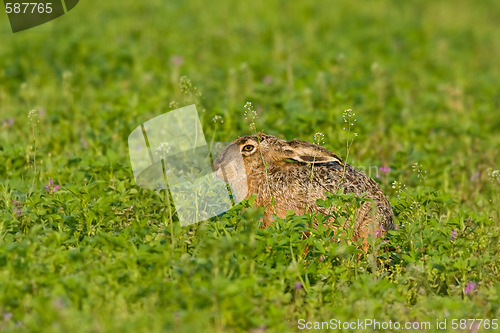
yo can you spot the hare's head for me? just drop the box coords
[213,133,343,197]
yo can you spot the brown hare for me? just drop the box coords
[213,133,395,244]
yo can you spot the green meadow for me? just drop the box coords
[1,0,499,332]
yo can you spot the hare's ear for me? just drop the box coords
[284,145,343,164]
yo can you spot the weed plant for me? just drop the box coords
[1,0,499,332]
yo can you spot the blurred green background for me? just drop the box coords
[1,0,499,332]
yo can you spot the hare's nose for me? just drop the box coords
[212,160,221,172]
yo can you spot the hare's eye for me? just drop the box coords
[242,144,254,152]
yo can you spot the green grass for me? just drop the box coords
[1,0,500,332]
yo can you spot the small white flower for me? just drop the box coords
[28,109,39,127]
[243,101,258,130]
[155,142,171,159]
[488,169,500,184]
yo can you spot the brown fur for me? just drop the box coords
[213,133,395,246]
